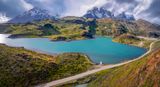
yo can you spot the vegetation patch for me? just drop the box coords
[0,44,93,87]
[113,34,153,49]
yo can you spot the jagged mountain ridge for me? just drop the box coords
[116,12,135,21]
[83,7,135,21]
[8,7,55,23]
[83,7,114,19]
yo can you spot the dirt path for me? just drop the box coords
[35,40,157,87]
[137,36,158,40]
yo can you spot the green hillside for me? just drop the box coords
[1,17,160,41]
[113,34,153,49]
[0,44,93,87]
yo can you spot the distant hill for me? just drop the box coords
[61,16,86,24]
[96,18,160,38]
[0,23,11,33]
[1,16,160,39]
[135,19,160,37]
[8,7,55,23]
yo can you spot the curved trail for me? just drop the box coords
[36,40,157,87]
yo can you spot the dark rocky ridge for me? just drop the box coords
[83,7,135,21]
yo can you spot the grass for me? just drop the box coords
[0,44,93,87]
[113,34,153,49]
[4,19,89,41]
[151,40,160,51]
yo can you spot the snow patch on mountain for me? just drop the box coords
[83,7,135,21]
[84,7,114,19]
[8,7,54,23]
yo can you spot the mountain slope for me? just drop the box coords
[0,44,93,87]
[116,12,135,21]
[96,18,160,38]
[135,19,160,38]
[88,41,160,87]
[83,7,114,19]
[8,7,55,23]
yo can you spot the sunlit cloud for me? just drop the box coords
[0,13,11,23]
[0,0,159,24]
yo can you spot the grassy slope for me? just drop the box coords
[48,24,86,41]
[87,41,160,87]
[1,18,160,40]
[0,44,93,87]
[4,19,87,40]
[113,34,153,49]
[0,24,12,33]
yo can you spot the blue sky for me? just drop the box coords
[0,0,160,24]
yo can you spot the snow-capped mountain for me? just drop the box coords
[83,7,114,19]
[116,12,135,21]
[9,7,55,23]
[83,7,135,21]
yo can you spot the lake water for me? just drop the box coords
[0,34,147,64]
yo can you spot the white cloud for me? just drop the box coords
[63,0,110,17]
[134,0,153,17]
[0,13,11,23]
[1,0,159,24]
[151,17,160,24]
[20,0,33,10]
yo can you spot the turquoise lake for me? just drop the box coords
[0,34,147,64]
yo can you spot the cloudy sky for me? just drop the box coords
[0,0,160,24]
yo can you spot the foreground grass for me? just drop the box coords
[0,44,93,87]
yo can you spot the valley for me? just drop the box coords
[0,4,160,87]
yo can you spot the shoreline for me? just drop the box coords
[1,34,158,86]
[36,40,159,87]
[2,33,152,49]
[0,34,150,65]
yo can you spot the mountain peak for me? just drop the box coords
[8,7,54,23]
[83,7,135,21]
[83,7,114,19]
[29,7,49,14]
[116,12,135,21]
